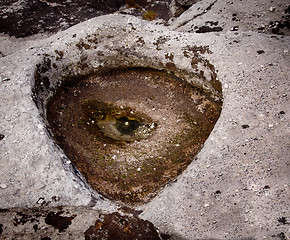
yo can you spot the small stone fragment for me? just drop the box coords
[269,7,275,12]
[231,26,239,31]
[0,184,7,189]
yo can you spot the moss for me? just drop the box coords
[143,11,157,21]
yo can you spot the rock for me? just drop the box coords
[176,0,202,6]
[269,6,275,12]
[0,184,7,189]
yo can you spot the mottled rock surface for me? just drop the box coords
[0,0,289,239]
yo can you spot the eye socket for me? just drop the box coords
[46,68,222,203]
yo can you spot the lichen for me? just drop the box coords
[143,11,157,21]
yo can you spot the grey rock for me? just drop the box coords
[0,0,289,239]
[176,0,202,6]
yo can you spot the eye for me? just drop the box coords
[81,100,157,142]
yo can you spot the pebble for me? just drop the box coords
[137,167,141,171]
[0,183,8,189]
[269,7,275,12]
[36,197,44,204]
[231,26,239,31]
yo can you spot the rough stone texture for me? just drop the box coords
[176,0,202,6]
[0,206,163,239]
[0,0,289,239]
[170,0,290,35]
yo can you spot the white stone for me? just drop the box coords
[0,183,8,189]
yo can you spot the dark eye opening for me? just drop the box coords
[116,117,142,136]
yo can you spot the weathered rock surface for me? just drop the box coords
[0,0,289,239]
[176,0,202,6]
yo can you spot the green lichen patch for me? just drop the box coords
[143,11,157,21]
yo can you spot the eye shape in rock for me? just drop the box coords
[46,68,222,203]
[81,100,157,142]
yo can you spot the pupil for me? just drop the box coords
[116,117,142,135]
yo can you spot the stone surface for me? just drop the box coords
[170,0,290,35]
[176,0,202,6]
[0,0,289,239]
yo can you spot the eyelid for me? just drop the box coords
[97,117,157,142]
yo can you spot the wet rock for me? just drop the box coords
[120,0,173,21]
[84,212,162,240]
[45,212,76,232]
[46,68,222,203]
[0,0,125,37]
[0,0,175,37]
[195,25,223,33]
